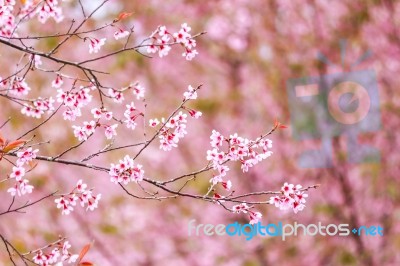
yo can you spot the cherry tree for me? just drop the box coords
[0,1,322,265]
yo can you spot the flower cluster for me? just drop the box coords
[54,180,101,215]
[206,131,273,189]
[16,147,38,166]
[8,77,31,96]
[232,203,263,225]
[7,166,34,197]
[147,23,199,60]
[158,112,188,151]
[0,0,16,37]
[151,85,202,151]
[109,155,145,184]
[32,240,78,266]
[72,121,97,141]
[57,86,94,121]
[21,0,64,24]
[269,183,308,213]
[21,97,55,119]
[6,148,38,197]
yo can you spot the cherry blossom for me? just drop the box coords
[104,124,118,139]
[249,210,262,225]
[10,77,31,96]
[62,108,81,121]
[114,28,129,40]
[183,85,198,100]
[157,35,172,58]
[7,180,33,196]
[10,166,25,180]
[52,74,63,88]
[232,203,251,214]
[159,111,193,151]
[109,155,145,184]
[149,118,160,127]
[182,49,199,61]
[34,0,64,24]
[269,183,309,213]
[72,125,88,141]
[132,83,145,100]
[55,179,101,215]
[20,97,55,119]
[221,180,232,190]
[108,88,124,103]
[16,147,38,166]
[30,54,43,68]
[146,23,198,60]
[88,37,106,54]
[32,240,78,265]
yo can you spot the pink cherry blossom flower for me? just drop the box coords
[269,183,309,213]
[109,155,145,184]
[182,49,198,60]
[104,111,113,120]
[104,124,118,139]
[10,77,31,95]
[232,203,251,214]
[76,180,87,192]
[7,178,34,197]
[10,166,25,180]
[157,35,172,57]
[149,118,160,127]
[132,83,145,100]
[72,126,87,141]
[108,88,124,103]
[114,28,129,40]
[51,74,63,88]
[30,54,42,68]
[86,193,101,211]
[88,37,106,54]
[173,29,190,44]
[16,147,38,166]
[183,85,198,100]
[210,130,224,148]
[181,23,191,33]
[249,211,262,225]
[221,180,232,190]
[147,44,158,54]
[63,108,81,121]
[91,108,102,119]
[158,25,168,36]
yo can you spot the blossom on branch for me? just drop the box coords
[109,155,145,184]
[269,182,309,213]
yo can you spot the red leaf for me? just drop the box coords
[116,12,133,21]
[274,117,279,128]
[79,262,94,266]
[279,124,288,129]
[0,132,5,146]
[2,140,27,153]
[77,242,93,263]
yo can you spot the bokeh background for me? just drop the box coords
[1,0,399,265]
